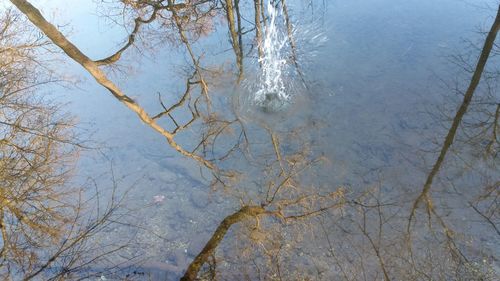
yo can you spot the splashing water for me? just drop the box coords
[254,0,290,109]
[245,0,328,112]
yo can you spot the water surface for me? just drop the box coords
[32,0,500,279]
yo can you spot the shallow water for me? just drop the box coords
[28,0,500,279]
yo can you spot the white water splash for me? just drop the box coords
[254,0,290,107]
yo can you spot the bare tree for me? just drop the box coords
[0,8,75,275]
[7,1,499,281]
[0,9,133,280]
[408,4,499,226]
[9,0,219,173]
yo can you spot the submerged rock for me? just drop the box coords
[189,188,209,209]
[259,92,287,112]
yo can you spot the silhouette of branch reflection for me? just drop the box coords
[0,10,134,279]
[404,4,500,279]
[408,3,499,232]
[6,0,500,280]
[179,121,345,280]
[9,0,222,173]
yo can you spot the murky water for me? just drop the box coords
[23,0,500,279]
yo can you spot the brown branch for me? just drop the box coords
[260,0,266,31]
[254,0,264,63]
[486,103,500,153]
[152,74,193,120]
[280,0,307,86]
[94,0,188,65]
[0,208,8,260]
[234,0,244,77]
[9,0,214,171]
[408,4,500,229]
[280,0,296,64]
[94,16,150,65]
[167,0,210,103]
[180,194,344,280]
[357,201,391,281]
[180,205,266,281]
[222,0,243,78]
[468,201,500,236]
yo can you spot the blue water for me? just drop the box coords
[24,0,499,279]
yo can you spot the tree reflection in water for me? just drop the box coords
[2,0,499,280]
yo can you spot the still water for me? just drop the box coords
[29,0,499,279]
